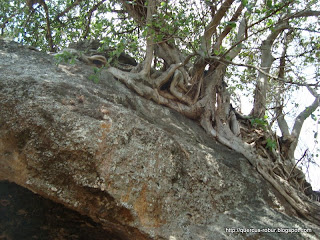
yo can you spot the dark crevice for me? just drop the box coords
[0,181,133,240]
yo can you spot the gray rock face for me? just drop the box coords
[0,39,319,239]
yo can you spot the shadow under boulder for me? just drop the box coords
[0,181,125,240]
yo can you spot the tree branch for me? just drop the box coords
[0,13,17,35]
[285,10,320,20]
[225,15,247,60]
[40,0,55,52]
[251,21,289,118]
[292,87,320,140]
[140,0,156,77]
[55,0,84,21]
[119,0,147,26]
[275,30,293,137]
[82,0,106,39]
[221,0,293,59]
[214,56,319,87]
[286,91,320,159]
[201,0,235,55]
[213,3,244,52]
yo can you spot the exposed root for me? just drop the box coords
[61,43,320,226]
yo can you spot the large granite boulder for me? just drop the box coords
[0,39,319,239]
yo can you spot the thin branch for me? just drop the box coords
[291,92,320,139]
[116,25,139,35]
[213,56,320,87]
[284,10,320,20]
[40,0,55,52]
[273,49,316,60]
[221,0,294,59]
[291,148,308,175]
[82,0,106,39]
[23,5,38,30]
[0,13,17,35]
[291,27,320,34]
[119,0,147,26]
[55,0,84,21]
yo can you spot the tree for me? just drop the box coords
[1,0,320,224]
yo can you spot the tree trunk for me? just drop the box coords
[252,22,288,118]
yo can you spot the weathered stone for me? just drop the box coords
[0,39,319,239]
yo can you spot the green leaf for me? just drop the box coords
[214,50,220,55]
[241,0,248,6]
[311,113,317,121]
[266,138,277,150]
[225,55,232,61]
[226,21,236,28]
[250,117,268,130]
[266,19,273,27]
[89,74,100,83]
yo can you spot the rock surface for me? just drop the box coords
[0,39,319,239]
